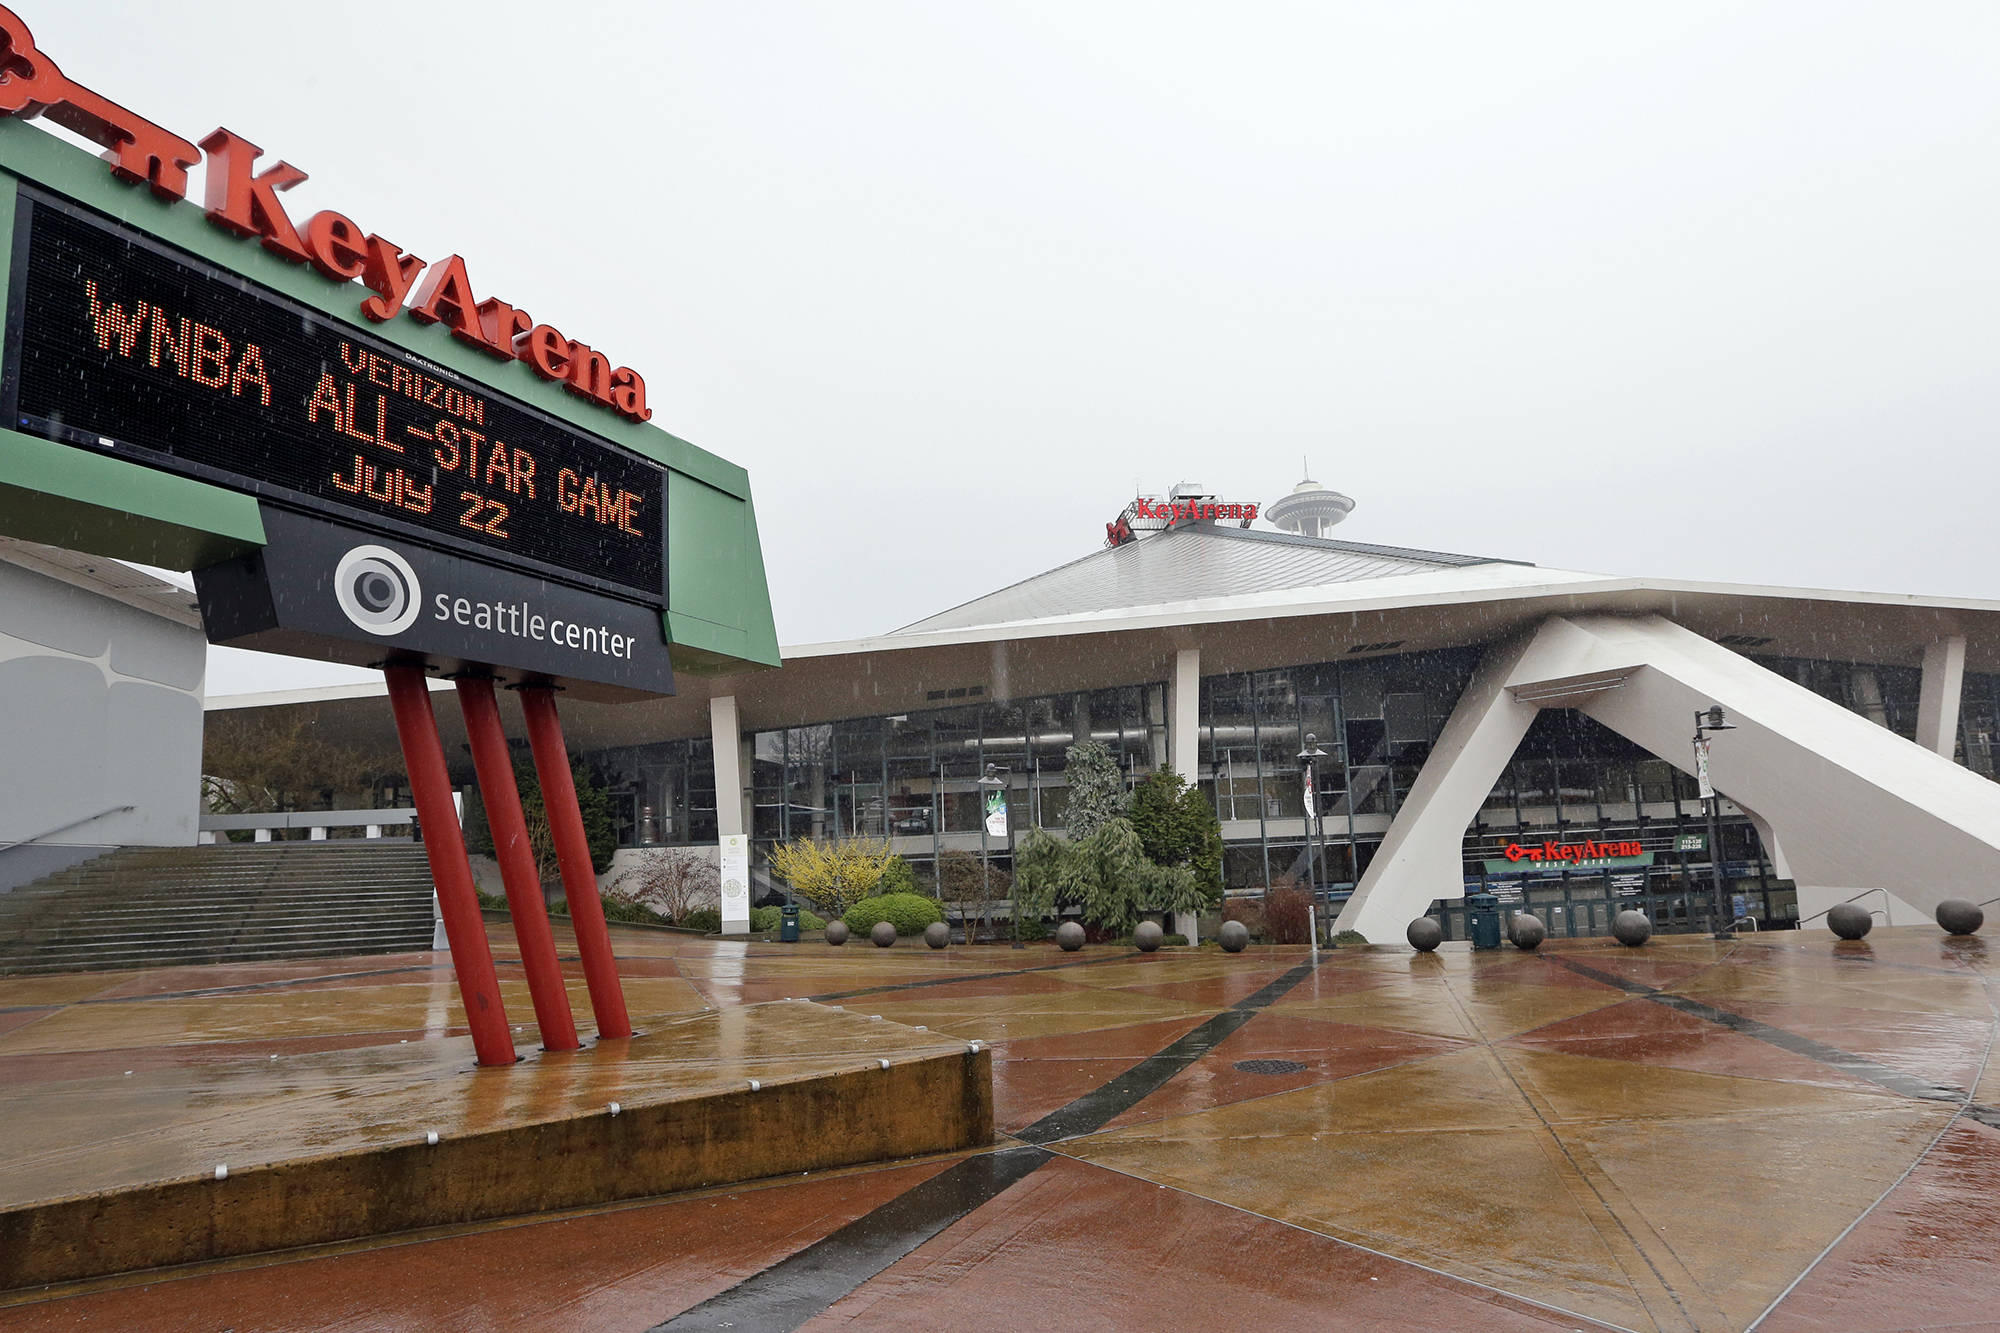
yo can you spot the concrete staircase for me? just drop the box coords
[0,844,438,975]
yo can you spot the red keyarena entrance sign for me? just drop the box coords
[1502,839,1645,864]
[0,7,651,423]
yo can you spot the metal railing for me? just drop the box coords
[1797,886,1891,927]
[199,808,419,843]
[0,804,136,857]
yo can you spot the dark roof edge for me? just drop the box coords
[1197,523,1532,567]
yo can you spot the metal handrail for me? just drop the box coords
[0,804,136,857]
[1797,886,1890,927]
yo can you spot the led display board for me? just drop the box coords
[3,190,666,601]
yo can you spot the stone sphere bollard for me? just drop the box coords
[871,920,897,948]
[1612,910,1652,947]
[1510,912,1547,950]
[1218,920,1250,953]
[1134,921,1164,952]
[924,921,951,949]
[1406,917,1443,952]
[1827,902,1873,940]
[1936,899,1984,936]
[1056,921,1086,952]
[825,920,849,946]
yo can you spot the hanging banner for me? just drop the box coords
[1695,737,1714,799]
[984,789,1009,839]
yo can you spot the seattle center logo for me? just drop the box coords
[333,545,422,635]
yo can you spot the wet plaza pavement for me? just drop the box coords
[3,922,2000,1330]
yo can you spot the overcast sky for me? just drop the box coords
[37,1,1999,695]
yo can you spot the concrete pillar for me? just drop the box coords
[1917,635,1967,758]
[710,695,746,838]
[1169,647,1200,779]
[710,695,751,937]
[1168,646,1201,945]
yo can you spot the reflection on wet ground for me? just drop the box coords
[5,921,2000,1331]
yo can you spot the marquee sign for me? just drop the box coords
[6,191,665,599]
[0,6,650,423]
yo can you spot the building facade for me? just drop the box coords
[205,489,2000,942]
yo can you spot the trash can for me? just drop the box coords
[779,904,800,943]
[1466,893,1503,950]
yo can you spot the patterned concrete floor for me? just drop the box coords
[2,921,1998,1331]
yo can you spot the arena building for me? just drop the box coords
[204,478,2000,943]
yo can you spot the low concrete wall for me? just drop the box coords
[0,1041,990,1291]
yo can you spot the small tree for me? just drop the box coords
[768,837,893,917]
[1017,745,1210,936]
[939,849,1009,942]
[618,848,720,923]
[1130,769,1225,906]
[467,755,618,885]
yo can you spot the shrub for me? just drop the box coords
[844,893,944,936]
[750,905,827,932]
[682,907,722,933]
[877,856,921,898]
[1332,929,1369,947]
[475,889,508,911]
[1262,885,1312,945]
[768,838,894,917]
[600,894,671,927]
[619,848,718,923]
[1015,911,1050,942]
[1221,897,1264,937]
[1164,934,1189,946]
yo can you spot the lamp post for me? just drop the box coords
[1692,705,1737,940]
[1298,733,1329,944]
[979,764,1021,949]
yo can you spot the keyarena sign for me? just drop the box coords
[197,508,674,699]
[8,191,666,599]
[1482,839,1654,875]
[1104,496,1260,547]
[0,7,650,423]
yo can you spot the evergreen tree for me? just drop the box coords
[1130,769,1225,905]
[469,755,618,881]
[1062,740,1128,838]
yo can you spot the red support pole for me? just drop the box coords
[456,677,580,1052]
[383,665,517,1067]
[518,685,632,1039]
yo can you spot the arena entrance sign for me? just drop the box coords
[0,8,779,1065]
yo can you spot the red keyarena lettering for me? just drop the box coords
[0,7,653,421]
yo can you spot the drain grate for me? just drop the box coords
[1232,1058,1307,1076]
